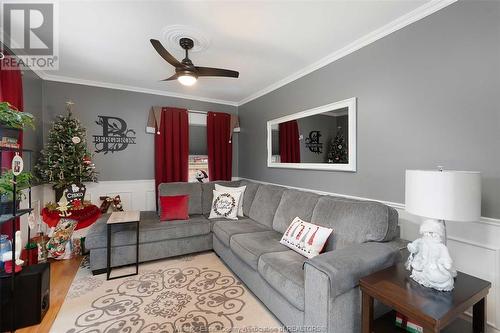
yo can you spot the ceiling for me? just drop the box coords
[33,0,449,105]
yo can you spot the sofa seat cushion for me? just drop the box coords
[85,211,211,249]
[230,231,289,270]
[213,219,270,247]
[258,251,306,311]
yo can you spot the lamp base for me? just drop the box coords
[406,219,456,291]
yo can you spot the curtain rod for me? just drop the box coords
[188,110,207,115]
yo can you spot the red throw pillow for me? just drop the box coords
[160,195,189,221]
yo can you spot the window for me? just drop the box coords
[188,155,209,182]
[188,123,209,182]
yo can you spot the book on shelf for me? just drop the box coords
[395,312,423,333]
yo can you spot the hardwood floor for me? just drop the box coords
[17,256,82,333]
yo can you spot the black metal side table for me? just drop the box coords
[106,211,140,280]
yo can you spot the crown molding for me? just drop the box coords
[237,0,458,106]
[17,0,456,108]
[39,73,239,107]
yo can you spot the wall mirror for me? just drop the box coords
[267,97,356,172]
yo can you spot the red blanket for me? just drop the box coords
[42,205,101,230]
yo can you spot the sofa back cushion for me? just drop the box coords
[201,181,241,215]
[239,180,261,216]
[158,182,202,215]
[248,184,285,227]
[272,189,320,233]
[311,196,398,251]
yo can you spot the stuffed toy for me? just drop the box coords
[195,170,208,183]
[99,195,124,213]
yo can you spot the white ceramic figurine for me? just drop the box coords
[1,230,24,267]
[405,219,456,291]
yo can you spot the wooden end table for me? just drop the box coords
[360,264,491,333]
[106,211,140,280]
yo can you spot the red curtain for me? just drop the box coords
[279,120,301,163]
[155,107,189,196]
[0,51,24,235]
[0,51,24,169]
[207,112,232,181]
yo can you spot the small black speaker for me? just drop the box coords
[0,262,50,331]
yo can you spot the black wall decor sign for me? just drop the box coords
[305,130,323,154]
[65,183,86,204]
[93,116,136,154]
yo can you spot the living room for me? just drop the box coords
[0,0,499,332]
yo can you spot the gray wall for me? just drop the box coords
[43,81,238,181]
[238,1,500,219]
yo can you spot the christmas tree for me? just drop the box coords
[327,129,348,164]
[35,102,97,199]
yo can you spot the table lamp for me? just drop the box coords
[404,169,481,291]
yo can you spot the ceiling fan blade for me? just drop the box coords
[195,66,239,78]
[161,74,178,81]
[150,39,183,68]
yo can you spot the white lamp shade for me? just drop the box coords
[405,170,481,222]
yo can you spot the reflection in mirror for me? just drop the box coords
[271,108,348,164]
[267,98,356,172]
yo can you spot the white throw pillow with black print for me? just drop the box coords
[215,184,246,217]
[280,217,333,258]
[209,189,242,220]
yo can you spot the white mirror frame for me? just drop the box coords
[267,97,357,172]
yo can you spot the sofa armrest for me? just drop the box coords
[303,240,408,332]
[305,241,404,298]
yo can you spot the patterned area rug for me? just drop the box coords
[51,252,283,333]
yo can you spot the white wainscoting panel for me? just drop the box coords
[145,190,156,211]
[38,180,156,238]
[18,185,44,247]
[36,180,158,239]
[240,177,500,333]
[40,180,156,212]
[104,192,133,211]
[83,180,156,211]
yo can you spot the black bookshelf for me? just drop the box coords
[0,125,33,332]
[0,209,33,226]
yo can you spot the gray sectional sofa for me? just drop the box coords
[85,180,407,333]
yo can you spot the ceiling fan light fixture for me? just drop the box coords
[177,73,197,86]
[150,38,239,85]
